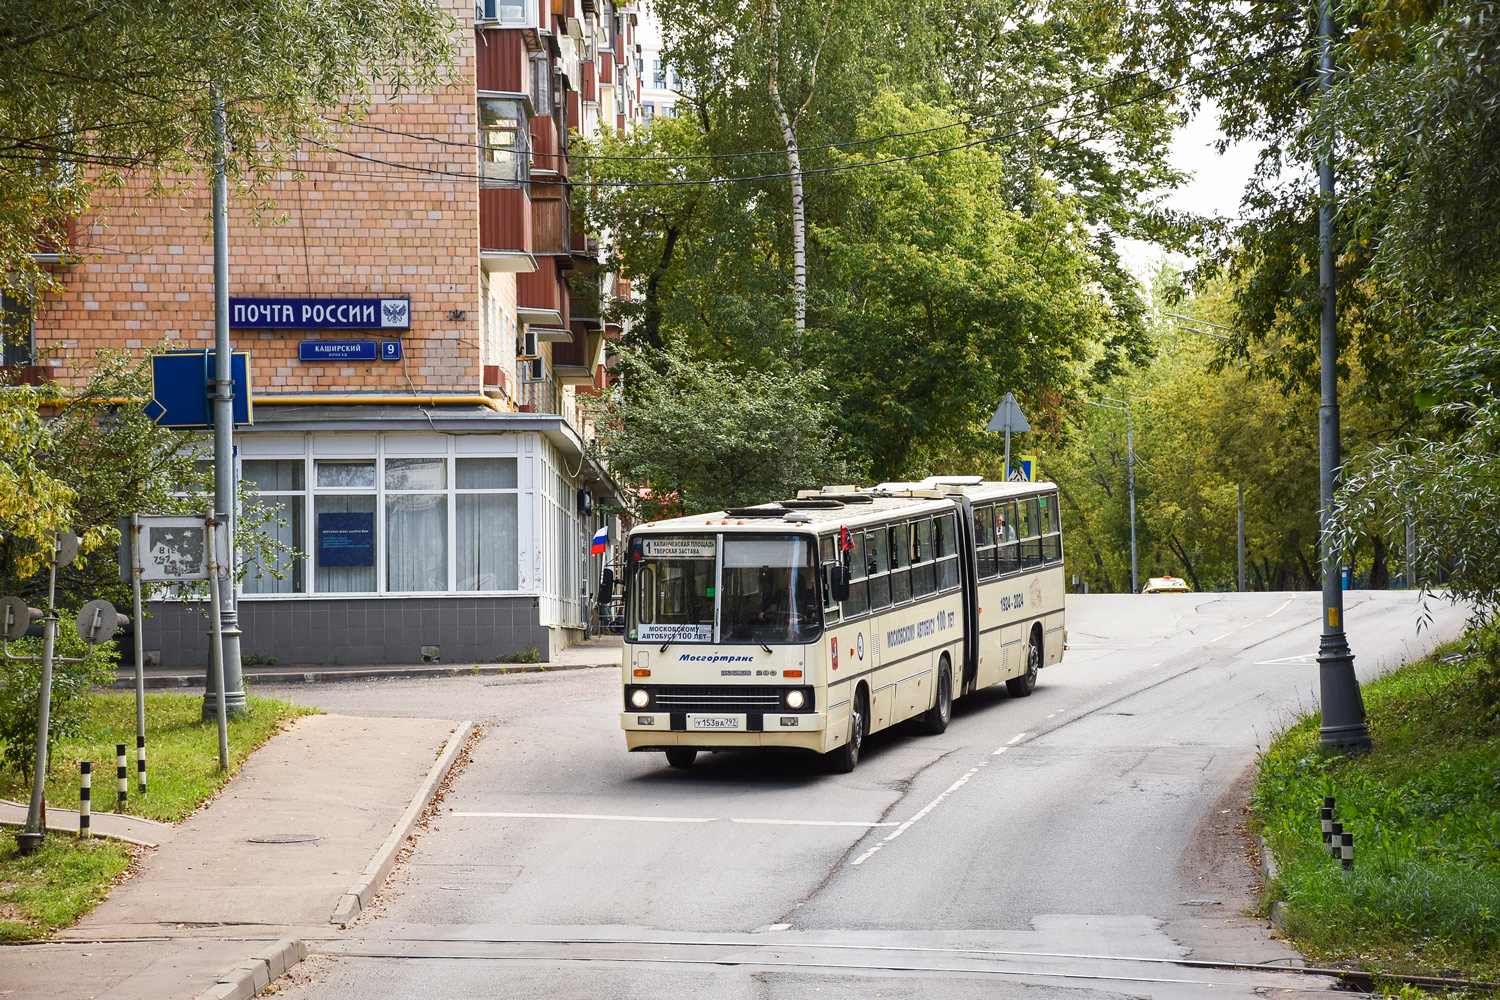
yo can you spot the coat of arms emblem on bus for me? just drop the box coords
[1030,578,1043,609]
[830,637,839,671]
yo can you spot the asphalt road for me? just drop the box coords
[266,591,1469,999]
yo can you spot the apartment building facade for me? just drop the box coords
[18,0,643,666]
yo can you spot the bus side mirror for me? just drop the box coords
[829,565,850,603]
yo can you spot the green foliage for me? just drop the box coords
[0,827,134,943]
[587,349,861,520]
[1252,625,1500,980]
[1332,329,1500,623]
[0,611,118,783]
[0,351,296,607]
[493,648,540,664]
[0,0,458,300]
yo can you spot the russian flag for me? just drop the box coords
[591,525,608,555]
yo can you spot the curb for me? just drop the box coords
[112,661,615,689]
[1258,835,1288,932]
[192,938,307,1000]
[330,720,475,926]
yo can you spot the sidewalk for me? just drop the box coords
[0,712,470,1000]
[115,635,624,689]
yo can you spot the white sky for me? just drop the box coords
[1119,103,1264,280]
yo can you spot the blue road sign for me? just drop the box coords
[380,340,403,360]
[145,351,253,428]
[300,341,378,362]
[230,297,410,330]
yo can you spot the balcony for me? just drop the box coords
[475,29,528,92]
[480,187,533,253]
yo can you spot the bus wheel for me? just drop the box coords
[665,748,697,769]
[1006,630,1041,697]
[827,690,866,773]
[920,658,953,734]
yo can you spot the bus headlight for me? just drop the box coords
[784,689,806,710]
[630,688,652,710]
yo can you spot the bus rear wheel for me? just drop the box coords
[827,690,866,773]
[920,659,953,734]
[1006,630,1041,697]
[665,748,697,769]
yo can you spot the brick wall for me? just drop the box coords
[35,0,486,397]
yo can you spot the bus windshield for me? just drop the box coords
[628,533,821,645]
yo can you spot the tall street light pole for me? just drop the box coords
[208,91,247,721]
[1083,397,1137,593]
[1314,0,1371,751]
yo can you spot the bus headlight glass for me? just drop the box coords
[784,689,806,710]
[630,688,651,709]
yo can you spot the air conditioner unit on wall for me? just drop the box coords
[517,330,539,358]
[526,357,544,381]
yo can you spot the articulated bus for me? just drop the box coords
[620,477,1067,772]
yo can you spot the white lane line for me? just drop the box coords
[851,844,883,865]
[991,745,1009,756]
[451,811,716,824]
[730,818,898,828]
[852,768,984,866]
[1007,732,1027,745]
[1266,598,1293,617]
[1208,632,1233,643]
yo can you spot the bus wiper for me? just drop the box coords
[659,643,669,653]
[760,643,772,654]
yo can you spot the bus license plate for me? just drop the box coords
[692,716,738,730]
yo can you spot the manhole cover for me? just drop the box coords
[247,833,322,844]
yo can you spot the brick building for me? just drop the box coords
[18,0,643,666]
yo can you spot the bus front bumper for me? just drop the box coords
[621,712,827,752]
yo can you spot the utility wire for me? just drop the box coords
[302,42,1296,190]
[325,14,1300,165]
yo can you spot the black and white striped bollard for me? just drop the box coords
[116,743,127,809]
[1328,821,1343,860]
[1320,796,1335,845]
[137,735,146,795]
[79,761,91,838]
[1339,831,1354,871]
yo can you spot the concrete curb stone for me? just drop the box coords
[331,719,475,926]
[192,938,307,1000]
[1258,835,1289,932]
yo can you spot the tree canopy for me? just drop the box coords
[0,0,457,303]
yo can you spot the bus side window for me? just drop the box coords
[868,526,892,610]
[1019,497,1042,567]
[844,530,871,617]
[975,505,999,580]
[934,512,959,590]
[889,522,913,604]
[998,502,1020,574]
[1039,493,1062,563]
[820,534,843,621]
[912,518,936,598]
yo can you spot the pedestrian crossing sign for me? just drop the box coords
[1008,455,1036,482]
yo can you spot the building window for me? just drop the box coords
[242,460,305,594]
[641,102,655,120]
[386,458,448,592]
[479,97,530,188]
[530,55,553,116]
[478,0,533,26]
[457,458,519,590]
[314,461,378,594]
[1,292,32,366]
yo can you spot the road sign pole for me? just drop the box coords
[205,513,230,770]
[1125,410,1137,594]
[1314,0,1371,752]
[1237,482,1246,592]
[21,558,60,848]
[130,515,146,788]
[1003,428,1011,482]
[208,90,247,722]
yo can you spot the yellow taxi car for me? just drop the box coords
[1142,575,1192,594]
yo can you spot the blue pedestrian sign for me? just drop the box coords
[145,351,253,428]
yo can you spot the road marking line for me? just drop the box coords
[1007,732,1027,745]
[1266,598,1293,617]
[850,844,882,865]
[1208,632,1233,643]
[451,811,716,824]
[729,818,898,828]
[883,768,978,844]
[991,746,1009,756]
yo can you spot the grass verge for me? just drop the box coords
[1252,622,1500,990]
[0,827,134,943]
[0,690,313,941]
[1,690,315,823]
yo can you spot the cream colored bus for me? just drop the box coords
[620,477,1066,772]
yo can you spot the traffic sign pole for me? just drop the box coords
[209,91,247,722]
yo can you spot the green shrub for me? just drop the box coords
[0,610,118,783]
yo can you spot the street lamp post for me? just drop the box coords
[1083,397,1137,593]
[1314,0,1371,751]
